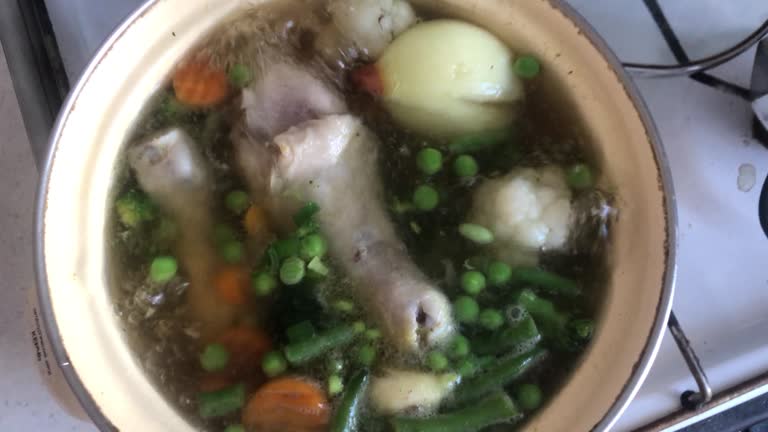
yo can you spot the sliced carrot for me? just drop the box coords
[243,205,270,238]
[216,326,272,376]
[242,377,330,432]
[172,57,229,107]
[351,64,384,97]
[213,265,250,305]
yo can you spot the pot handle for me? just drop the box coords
[667,311,713,410]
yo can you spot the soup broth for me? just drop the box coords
[110,1,613,431]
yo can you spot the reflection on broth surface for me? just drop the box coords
[110,1,614,430]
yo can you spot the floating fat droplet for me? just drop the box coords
[737,163,756,192]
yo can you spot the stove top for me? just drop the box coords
[3,0,768,430]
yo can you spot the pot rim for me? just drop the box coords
[34,1,677,430]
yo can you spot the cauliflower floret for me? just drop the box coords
[370,369,458,414]
[327,0,416,60]
[470,166,573,264]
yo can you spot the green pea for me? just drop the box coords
[448,335,470,359]
[461,271,486,296]
[279,257,306,285]
[150,256,178,283]
[453,155,479,177]
[514,55,541,79]
[479,309,504,330]
[427,351,449,371]
[352,321,367,334]
[213,224,238,245]
[456,357,477,377]
[364,328,382,341]
[515,383,543,411]
[220,240,244,263]
[300,234,327,260]
[453,296,480,323]
[228,64,252,88]
[412,185,439,211]
[355,345,377,366]
[566,163,594,190]
[333,299,356,314]
[458,223,494,245]
[200,343,229,372]
[486,261,512,286]
[251,272,277,297]
[261,351,287,377]
[225,190,250,215]
[416,147,443,175]
[328,374,344,396]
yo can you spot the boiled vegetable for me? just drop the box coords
[416,147,443,175]
[470,166,572,265]
[452,348,547,405]
[413,185,439,211]
[329,371,369,432]
[327,0,416,60]
[391,391,519,432]
[461,271,486,295]
[200,343,230,372]
[242,377,330,431]
[370,369,458,414]
[198,383,246,419]
[453,296,480,323]
[370,20,524,137]
[515,383,543,411]
[262,351,288,377]
[284,324,357,365]
[115,189,156,228]
[149,256,178,283]
[510,266,580,297]
[458,223,494,245]
[173,58,229,107]
[472,314,541,356]
[213,266,250,305]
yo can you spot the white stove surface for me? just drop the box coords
[43,0,768,430]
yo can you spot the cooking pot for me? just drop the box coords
[35,0,676,430]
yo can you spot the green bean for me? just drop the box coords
[455,356,496,378]
[472,314,541,356]
[557,318,596,352]
[391,391,520,432]
[510,266,580,297]
[458,224,494,245]
[330,371,370,432]
[285,320,315,343]
[223,425,245,432]
[517,289,569,336]
[197,383,246,419]
[307,256,329,277]
[448,129,511,154]
[284,324,357,365]
[452,348,547,406]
